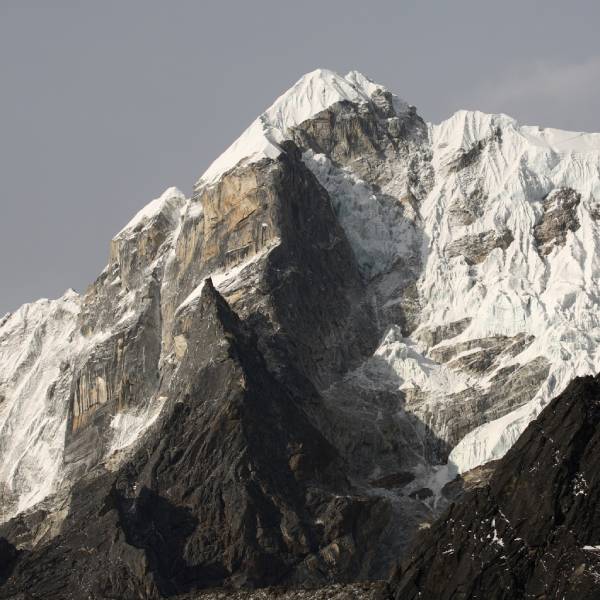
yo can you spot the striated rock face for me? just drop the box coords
[406,355,550,457]
[389,375,600,599]
[412,318,472,348]
[430,333,534,366]
[289,93,429,192]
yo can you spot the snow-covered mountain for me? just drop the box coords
[197,68,600,474]
[2,68,600,596]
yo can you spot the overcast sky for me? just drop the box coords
[1,0,599,314]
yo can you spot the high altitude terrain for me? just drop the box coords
[1,69,600,598]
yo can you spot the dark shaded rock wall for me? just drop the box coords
[389,375,600,599]
[0,283,390,598]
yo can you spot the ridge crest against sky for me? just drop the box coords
[1,0,599,314]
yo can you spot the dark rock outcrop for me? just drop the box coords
[450,126,502,172]
[0,282,390,598]
[188,581,388,600]
[413,318,472,349]
[389,374,600,599]
[534,187,581,256]
[447,188,487,227]
[446,228,514,265]
[441,460,499,503]
[0,538,18,586]
[429,333,534,365]
[258,142,378,386]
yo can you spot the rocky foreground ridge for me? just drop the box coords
[389,374,600,599]
[1,68,600,597]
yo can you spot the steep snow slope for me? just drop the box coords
[273,75,600,477]
[424,111,600,471]
[0,291,81,516]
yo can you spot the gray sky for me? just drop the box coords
[1,0,599,314]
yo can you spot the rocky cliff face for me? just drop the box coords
[1,68,600,597]
[0,138,407,597]
[0,281,389,597]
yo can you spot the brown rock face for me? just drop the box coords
[66,279,163,479]
[195,162,278,271]
[57,140,378,492]
[167,142,378,387]
[446,228,514,265]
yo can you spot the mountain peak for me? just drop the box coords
[432,107,600,158]
[116,186,185,237]
[197,68,410,186]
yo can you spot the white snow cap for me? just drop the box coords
[117,186,186,236]
[432,109,600,157]
[198,68,410,186]
[198,67,600,189]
